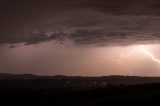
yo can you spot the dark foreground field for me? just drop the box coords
[1,83,160,105]
[1,74,160,105]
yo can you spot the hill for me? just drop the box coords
[1,73,160,105]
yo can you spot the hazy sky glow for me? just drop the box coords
[2,0,160,76]
[1,41,160,76]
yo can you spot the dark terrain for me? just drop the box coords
[1,73,160,105]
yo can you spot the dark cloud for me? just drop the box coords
[87,0,160,15]
[1,0,160,46]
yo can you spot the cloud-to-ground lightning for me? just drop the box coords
[114,48,136,75]
[119,49,136,64]
[139,46,160,64]
[114,45,160,75]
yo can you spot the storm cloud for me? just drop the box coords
[1,0,160,46]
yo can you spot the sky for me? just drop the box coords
[1,0,160,76]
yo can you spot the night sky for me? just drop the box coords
[1,0,160,76]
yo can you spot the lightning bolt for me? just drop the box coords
[115,45,160,75]
[115,49,136,75]
[139,46,160,64]
[119,49,136,63]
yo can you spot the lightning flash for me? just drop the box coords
[115,45,160,75]
[139,46,160,64]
